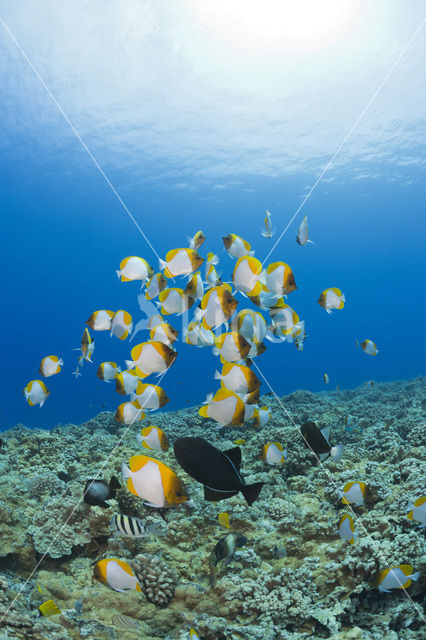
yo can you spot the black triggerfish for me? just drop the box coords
[173,436,264,506]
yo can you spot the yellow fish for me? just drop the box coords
[39,355,63,378]
[95,558,142,593]
[222,233,254,259]
[189,230,206,250]
[23,380,50,407]
[160,248,204,278]
[114,401,146,424]
[86,310,114,331]
[136,425,169,451]
[126,341,177,378]
[145,273,167,300]
[360,339,378,356]
[157,288,195,315]
[110,310,133,340]
[232,256,265,297]
[199,388,255,428]
[317,288,345,313]
[218,512,230,528]
[265,262,297,296]
[116,256,154,282]
[233,439,246,445]
[261,209,274,238]
[39,600,61,616]
[213,332,251,364]
[121,455,187,507]
[197,284,238,330]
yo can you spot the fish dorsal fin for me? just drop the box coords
[320,426,331,442]
[223,446,242,471]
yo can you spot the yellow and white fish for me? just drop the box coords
[253,406,271,428]
[131,382,170,410]
[196,284,238,330]
[199,388,255,428]
[359,339,378,356]
[377,565,420,593]
[188,629,200,640]
[126,341,177,378]
[110,310,133,340]
[268,304,302,342]
[249,288,282,310]
[223,233,254,259]
[160,248,204,278]
[323,373,329,384]
[80,327,94,362]
[261,442,286,464]
[23,380,50,407]
[122,455,187,507]
[86,310,114,331]
[340,481,366,506]
[73,328,94,376]
[39,355,63,377]
[261,210,274,238]
[406,496,426,527]
[136,425,169,451]
[335,514,356,545]
[116,256,154,283]
[214,362,260,395]
[145,273,167,300]
[149,322,179,347]
[157,288,195,315]
[317,288,345,314]
[97,361,121,382]
[213,332,251,364]
[115,369,140,395]
[230,309,267,344]
[206,252,219,269]
[114,401,146,424]
[205,262,222,289]
[265,262,297,296]
[232,256,265,297]
[185,271,204,300]
[183,321,215,347]
[188,230,206,250]
[296,216,314,246]
[95,558,142,593]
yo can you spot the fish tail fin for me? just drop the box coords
[307,239,315,245]
[341,294,346,303]
[124,360,135,370]
[410,572,420,582]
[240,481,264,506]
[158,258,167,271]
[212,347,220,356]
[330,445,344,462]
[116,270,121,279]
[213,370,222,380]
[121,461,131,482]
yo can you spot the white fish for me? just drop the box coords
[296,216,314,246]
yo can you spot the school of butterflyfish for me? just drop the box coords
[23,213,421,621]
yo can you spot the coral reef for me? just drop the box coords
[0,377,424,640]
[133,553,178,606]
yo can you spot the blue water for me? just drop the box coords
[1,2,425,430]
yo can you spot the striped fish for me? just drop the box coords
[110,514,146,538]
[110,514,163,538]
[111,614,140,630]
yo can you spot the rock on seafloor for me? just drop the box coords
[0,377,425,640]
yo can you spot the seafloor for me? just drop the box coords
[0,377,424,640]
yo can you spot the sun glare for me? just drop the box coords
[188,0,357,53]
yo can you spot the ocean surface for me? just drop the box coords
[0,2,424,639]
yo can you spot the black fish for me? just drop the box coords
[209,532,247,587]
[83,476,120,507]
[173,437,264,506]
[300,421,343,462]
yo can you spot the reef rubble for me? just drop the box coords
[0,377,424,639]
